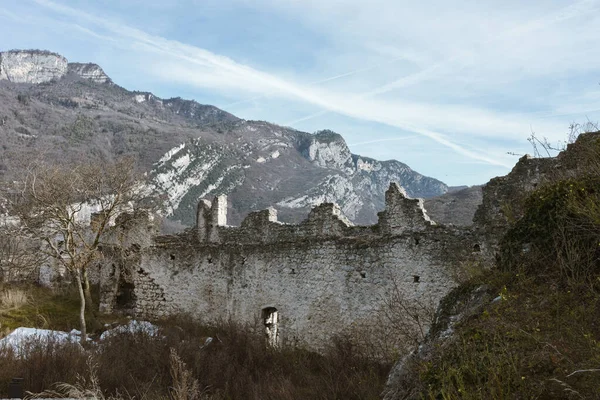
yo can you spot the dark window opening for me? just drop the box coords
[262,307,279,347]
[360,271,366,278]
[413,275,420,283]
[170,254,176,260]
[473,244,481,252]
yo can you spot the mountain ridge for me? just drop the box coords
[0,49,465,226]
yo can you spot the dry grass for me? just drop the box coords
[169,348,204,400]
[27,357,107,400]
[0,288,30,311]
[0,317,391,400]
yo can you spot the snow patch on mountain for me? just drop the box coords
[152,144,224,213]
[157,143,186,165]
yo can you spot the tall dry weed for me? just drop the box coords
[0,288,30,310]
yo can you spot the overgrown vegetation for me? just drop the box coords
[406,130,600,399]
[0,314,390,399]
[0,283,115,336]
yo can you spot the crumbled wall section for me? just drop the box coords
[99,182,484,351]
[378,182,435,234]
[132,266,173,319]
[473,132,600,250]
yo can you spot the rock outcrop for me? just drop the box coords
[67,62,112,83]
[473,132,600,249]
[0,50,67,84]
[301,130,354,172]
[382,131,600,398]
[0,50,113,85]
[382,284,494,400]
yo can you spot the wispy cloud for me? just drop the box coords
[349,136,421,146]
[0,8,26,22]
[22,0,600,175]
[30,0,522,167]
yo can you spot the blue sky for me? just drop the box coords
[2,0,600,186]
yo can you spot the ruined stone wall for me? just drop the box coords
[100,183,484,352]
[473,132,600,250]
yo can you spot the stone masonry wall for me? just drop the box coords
[100,183,484,352]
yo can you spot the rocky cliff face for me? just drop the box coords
[0,50,114,84]
[67,62,111,84]
[301,130,354,172]
[150,124,449,226]
[0,50,68,84]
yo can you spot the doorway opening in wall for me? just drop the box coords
[262,307,279,347]
[115,281,136,313]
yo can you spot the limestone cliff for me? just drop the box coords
[301,130,354,172]
[67,62,112,83]
[0,50,113,84]
[152,128,449,226]
[0,50,67,84]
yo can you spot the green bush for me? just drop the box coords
[413,165,600,398]
[499,175,600,289]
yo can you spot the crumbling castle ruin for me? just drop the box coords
[95,133,600,352]
[98,183,484,351]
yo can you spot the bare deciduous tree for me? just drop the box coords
[528,120,599,158]
[0,223,46,281]
[380,278,436,349]
[5,157,154,343]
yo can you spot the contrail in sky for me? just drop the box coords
[223,58,405,109]
[348,136,420,146]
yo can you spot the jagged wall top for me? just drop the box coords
[190,182,437,245]
[378,182,435,234]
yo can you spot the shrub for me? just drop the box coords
[499,175,600,289]
[0,317,391,399]
[411,152,600,398]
